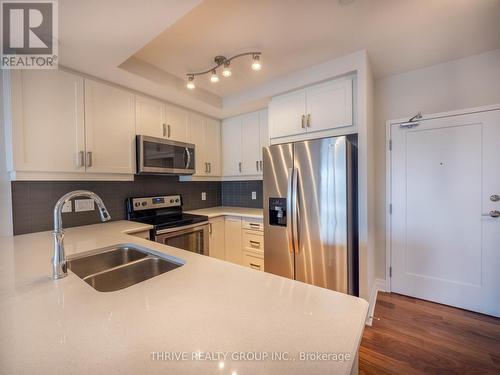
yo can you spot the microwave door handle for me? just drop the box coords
[286,168,295,253]
[184,148,191,169]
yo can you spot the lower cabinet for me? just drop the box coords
[208,217,225,260]
[224,216,243,265]
[242,251,264,271]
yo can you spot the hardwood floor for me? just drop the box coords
[359,292,500,375]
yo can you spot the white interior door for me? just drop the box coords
[390,109,500,317]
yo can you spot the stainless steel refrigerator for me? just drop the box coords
[263,136,358,295]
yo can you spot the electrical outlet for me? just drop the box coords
[201,192,207,201]
[74,199,95,212]
[251,191,257,200]
[61,201,72,213]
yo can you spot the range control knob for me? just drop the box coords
[170,199,174,203]
[175,199,179,203]
[134,202,140,207]
[141,201,147,207]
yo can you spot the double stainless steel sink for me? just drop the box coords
[67,245,183,292]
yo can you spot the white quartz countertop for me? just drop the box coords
[185,206,263,219]
[0,220,367,375]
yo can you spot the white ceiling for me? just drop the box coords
[133,0,500,97]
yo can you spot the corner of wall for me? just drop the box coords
[0,71,13,236]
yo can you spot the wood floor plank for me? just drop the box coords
[359,292,500,375]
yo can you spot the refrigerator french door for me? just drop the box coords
[263,136,358,295]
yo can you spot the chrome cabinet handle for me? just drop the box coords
[239,162,242,173]
[260,160,263,171]
[86,151,93,167]
[208,162,211,174]
[301,114,306,128]
[209,223,212,234]
[78,151,85,168]
[167,124,171,138]
[249,240,261,248]
[249,263,261,270]
[306,113,311,127]
[162,123,166,137]
[205,162,208,173]
[483,210,500,218]
[256,161,259,171]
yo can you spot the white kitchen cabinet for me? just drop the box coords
[188,113,221,177]
[6,70,85,173]
[241,111,261,175]
[224,216,242,265]
[222,116,242,176]
[269,76,354,139]
[305,78,353,133]
[165,104,188,142]
[242,252,264,271]
[208,217,225,260]
[84,79,136,174]
[222,109,268,177]
[269,89,306,138]
[135,95,165,139]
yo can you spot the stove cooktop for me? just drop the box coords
[132,213,208,231]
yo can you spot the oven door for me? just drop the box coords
[155,222,209,255]
[137,135,195,175]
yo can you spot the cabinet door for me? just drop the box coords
[205,118,221,176]
[9,70,85,173]
[135,95,165,139]
[258,109,269,175]
[165,104,188,142]
[84,80,136,174]
[209,217,225,260]
[222,117,242,176]
[305,78,353,132]
[268,89,306,138]
[187,113,207,175]
[224,216,242,265]
[241,111,261,175]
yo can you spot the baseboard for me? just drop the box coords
[365,278,387,326]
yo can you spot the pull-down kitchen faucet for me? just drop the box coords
[52,190,111,279]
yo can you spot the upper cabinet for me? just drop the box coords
[84,80,136,174]
[187,113,221,177]
[5,70,86,174]
[222,109,268,178]
[135,96,187,142]
[269,76,354,139]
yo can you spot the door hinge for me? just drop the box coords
[389,267,392,278]
[389,204,392,214]
[388,139,392,151]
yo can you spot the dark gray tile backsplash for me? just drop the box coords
[11,177,263,235]
[222,180,263,208]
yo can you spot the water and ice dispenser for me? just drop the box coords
[268,198,287,226]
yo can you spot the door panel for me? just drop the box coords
[294,137,348,293]
[391,110,500,317]
[269,89,306,138]
[165,104,188,142]
[241,111,261,175]
[222,117,242,176]
[135,95,165,139]
[187,113,206,175]
[205,118,221,176]
[263,143,294,279]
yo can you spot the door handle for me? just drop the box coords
[483,210,500,218]
[208,162,211,173]
[162,123,166,137]
[301,114,306,129]
[249,263,261,270]
[286,168,295,253]
[209,223,212,234]
[167,124,171,138]
[249,240,261,248]
[291,167,299,253]
[86,151,93,168]
[259,160,263,171]
[184,148,191,169]
[205,162,208,173]
[239,162,242,173]
[306,113,311,127]
[256,160,259,171]
[78,151,85,168]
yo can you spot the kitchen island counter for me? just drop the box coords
[0,221,367,375]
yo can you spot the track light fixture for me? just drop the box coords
[186,52,261,89]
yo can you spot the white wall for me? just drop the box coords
[0,72,13,236]
[374,48,500,280]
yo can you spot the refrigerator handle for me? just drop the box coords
[291,167,299,253]
[287,168,295,253]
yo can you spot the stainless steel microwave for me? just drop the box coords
[136,135,195,175]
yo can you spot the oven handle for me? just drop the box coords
[155,221,208,235]
[184,148,191,169]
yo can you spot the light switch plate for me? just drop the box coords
[251,191,257,200]
[201,192,207,201]
[75,199,95,212]
[61,201,72,213]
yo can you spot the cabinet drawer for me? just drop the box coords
[243,251,264,272]
[242,218,263,231]
[242,230,264,253]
